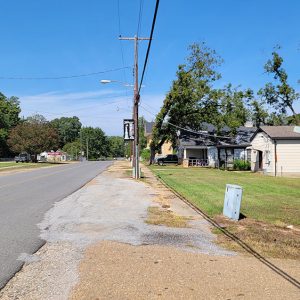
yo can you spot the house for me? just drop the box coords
[38,150,68,162]
[179,123,256,168]
[217,126,256,169]
[144,121,173,156]
[249,126,300,176]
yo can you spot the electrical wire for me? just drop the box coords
[0,67,130,80]
[136,0,144,36]
[138,0,160,94]
[140,104,232,139]
[23,97,131,116]
[117,0,131,108]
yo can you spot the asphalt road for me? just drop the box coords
[0,161,112,289]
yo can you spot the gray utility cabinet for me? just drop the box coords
[223,184,243,221]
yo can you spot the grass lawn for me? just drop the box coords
[148,166,300,259]
[0,162,60,171]
[149,166,300,227]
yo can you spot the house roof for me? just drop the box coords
[252,126,300,140]
[180,126,256,148]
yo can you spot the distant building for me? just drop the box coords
[144,121,173,156]
[38,150,68,162]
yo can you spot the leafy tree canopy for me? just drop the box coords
[50,116,82,148]
[62,139,81,159]
[8,115,59,155]
[108,136,125,157]
[0,92,21,156]
[151,42,223,156]
[80,127,109,159]
[258,49,299,125]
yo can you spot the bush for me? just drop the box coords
[140,148,150,161]
[233,159,251,171]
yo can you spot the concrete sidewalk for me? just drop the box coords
[0,162,299,299]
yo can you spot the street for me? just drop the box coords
[0,161,111,289]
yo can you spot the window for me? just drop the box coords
[247,149,251,162]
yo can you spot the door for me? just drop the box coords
[258,150,263,170]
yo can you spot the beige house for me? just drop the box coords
[144,121,173,156]
[249,126,300,177]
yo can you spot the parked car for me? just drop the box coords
[15,152,31,163]
[156,154,178,166]
[153,154,165,164]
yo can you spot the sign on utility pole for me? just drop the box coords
[119,35,150,179]
[123,119,134,141]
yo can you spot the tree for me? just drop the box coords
[218,84,250,133]
[248,98,269,127]
[0,92,21,156]
[108,136,125,157]
[7,116,59,155]
[138,117,147,150]
[150,42,223,162]
[62,139,81,160]
[26,114,47,124]
[50,116,82,148]
[258,50,300,125]
[286,113,300,125]
[80,127,109,159]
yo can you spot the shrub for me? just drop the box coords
[233,159,251,171]
[140,148,150,161]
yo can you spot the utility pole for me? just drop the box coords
[119,35,150,179]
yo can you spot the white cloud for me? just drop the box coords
[19,90,165,136]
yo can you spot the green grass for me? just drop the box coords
[0,162,59,170]
[149,166,300,227]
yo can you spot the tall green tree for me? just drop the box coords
[80,127,109,159]
[218,84,250,133]
[258,50,299,125]
[50,116,82,148]
[7,115,59,155]
[108,136,125,157]
[151,42,223,161]
[0,92,21,156]
[62,139,81,159]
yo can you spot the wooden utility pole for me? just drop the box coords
[119,35,150,179]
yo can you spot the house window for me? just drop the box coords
[247,149,251,162]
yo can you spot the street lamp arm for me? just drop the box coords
[100,79,133,87]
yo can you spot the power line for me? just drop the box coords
[138,0,160,94]
[23,98,130,116]
[136,0,144,36]
[117,0,131,107]
[140,104,232,139]
[0,66,130,80]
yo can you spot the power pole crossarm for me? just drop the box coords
[119,37,151,41]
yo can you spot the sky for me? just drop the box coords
[0,0,299,135]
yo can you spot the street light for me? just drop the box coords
[100,79,133,87]
[100,79,145,88]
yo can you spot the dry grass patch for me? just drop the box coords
[146,206,190,228]
[212,215,300,260]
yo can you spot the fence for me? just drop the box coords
[188,159,209,167]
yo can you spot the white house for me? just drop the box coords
[249,126,300,177]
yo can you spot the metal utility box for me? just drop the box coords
[223,184,243,221]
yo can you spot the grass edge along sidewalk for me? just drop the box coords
[148,165,300,260]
